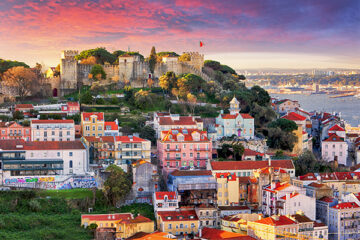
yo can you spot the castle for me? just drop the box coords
[56,50,210,96]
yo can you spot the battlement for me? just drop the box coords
[118,54,141,63]
[61,50,79,59]
[184,52,204,59]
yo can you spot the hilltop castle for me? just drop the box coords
[56,50,210,96]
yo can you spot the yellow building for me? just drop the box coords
[156,209,199,236]
[216,173,240,206]
[221,213,263,234]
[81,112,105,137]
[81,213,154,239]
[82,136,116,163]
[247,215,299,240]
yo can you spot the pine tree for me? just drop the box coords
[148,46,157,74]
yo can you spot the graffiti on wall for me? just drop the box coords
[3,176,98,190]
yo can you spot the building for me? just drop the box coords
[342,192,360,206]
[273,99,300,114]
[156,209,199,236]
[15,104,34,113]
[305,182,333,199]
[321,134,348,166]
[218,206,252,218]
[167,170,217,207]
[62,102,80,115]
[262,182,315,220]
[157,129,212,174]
[131,160,158,204]
[114,136,151,171]
[31,120,75,141]
[221,213,262,234]
[247,215,299,240]
[199,227,256,240]
[153,192,179,212]
[209,160,296,178]
[153,113,203,138]
[104,121,119,136]
[195,204,219,228]
[289,213,328,240]
[328,202,360,240]
[81,213,154,239]
[328,125,346,139]
[242,149,265,161]
[215,97,254,139]
[316,196,338,226]
[0,139,88,183]
[0,121,31,141]
[127,231,176,239]
[216,173,240,206]
[81,112,105,137]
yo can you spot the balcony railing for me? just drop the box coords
[195,157,208,160]
[165,148,181,152]
[195,148,209,151]
[165,158,181,161]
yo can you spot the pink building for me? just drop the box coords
[157,129,212,174]
[61,102,80,115]
[0,122,31,141]
[31,119,75,141]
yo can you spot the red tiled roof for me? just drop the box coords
[105,122,118,131]
[238,176,250,183]
[161,129,209,142]
[67,102,79,107]
[215,173,237,181]
[115,136,147,143]
[84,136,115,143]
[155,191,177,201]
[218,206,250,211]
[307,182,326,188]
[258,167,287,174]
[81,213,132,222]
[266,182,291,192]
[240,113,253,119]
[323,134,344,142]
[0,139,85,150]
[332,202,360,209]
[334,172,353,180]
[317,172,337,180]
[313,221,326,227]
[211,160,294,171]
[130,215,152,223]
[82,112,104,121]
[281,112,306,121]
[243,149,264,157]
[31,119,74,124]
[295,108,310,115]
[255,216,296,226]
[170,170,212,177]
[15,104,34,109]
[280,192,299,200]
[159,116,196,126]
[221,114,238,119]
[200,227,255,239]
[299,173,316,180]
[318,196,336,203]
[328,124,345,132]
[157,210,198,222]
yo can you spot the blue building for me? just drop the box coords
[215,97,254,139]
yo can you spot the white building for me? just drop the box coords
[104,121,119,136]
[321,134,348,166]
[31,119,75,141]
[328,202,360,240]
[0,139,88,181]
[153,191,179,212]
[262,182,316,220]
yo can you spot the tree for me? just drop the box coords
[75,47,116,64]
[139,125,156,144]
[2,66,37,99]
[148,46,157,74]
[250,85,271,106]
[0,59,29,74]
[217,143,233,159]
[159,71,177,91]
[12,110,24,120]
[267,127,297,151]
[232,143,245,160]
[268,118,298,132]
[204,60,221,71]
[103,165,132,206]
[186,93,197,114]
[178,53,191,62]
[90,64,106,80]
[80,91,93,104]
[294,150,331,176]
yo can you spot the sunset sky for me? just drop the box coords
[0,0,359,69]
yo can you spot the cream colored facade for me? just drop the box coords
[216,173,240,206]
[81,112,105,137]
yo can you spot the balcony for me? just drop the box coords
[195,157,208,160]
[165,158,181,161]
[165,148,181,152]
[0,156,26,160]
[195,148,209,151]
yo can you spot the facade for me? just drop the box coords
[221,214,263,234]
[248,215,299,240]
[156,209,199,236]
[274,99,300,114]
[0,121,31,141]
[216,173,240,206]
[167,170,217,207]
[210,160,296,178]
[218,206,252,218]
[321,134,348,166]
[153,113,203,138]
[157,129,212,174]
[15,104,34,112]
[104,121,119,136]
[62,102,80,115]
[0,140,88,181]
[289,213,328,240]
[31,120,75,141]
[81,213,154,239]
[328,125,346,139]
[316,197,339,226]
[153,192,179,212]
[262,182,315,220]
[305,182,333,199]
[81,112,105,137]
[328,202,360,240]
[195,204,219,228]
[200,227,256,240]
[215,97,254,139]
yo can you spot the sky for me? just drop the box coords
[0,0,359,69]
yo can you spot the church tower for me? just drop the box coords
[229,96,240,115]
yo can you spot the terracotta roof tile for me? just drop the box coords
[332,202,360,209]
[323,134,345,142]
[157,210,198,222]
[200,227,255,239]
[328,124,345,132]
[159,116,196,125]
[81,213,132,222]
[240,113,253,119]
[115,136,147,143]
[281,112,306,121]
[0,139,85,150]
[155,192,177,200]
[211,160,294,171]
[15,104,34,109]
[161,129,209,142]
[105,122,118,131]
[221,114,238,119]
[170,170,212,177]
[82,112,104,121]
[255,215,296,226]
[32,119,74,124]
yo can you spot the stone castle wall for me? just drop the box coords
[59,51,209,95]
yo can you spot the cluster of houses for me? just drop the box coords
[1,97,360,239]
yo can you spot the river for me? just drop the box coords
[271,94,360,126]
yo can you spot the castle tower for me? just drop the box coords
[118,54,143,84]
[229,96,240,115]
[184,52,204,71]
[60,50,79,96]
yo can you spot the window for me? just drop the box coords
[69,152,73,156]
[183,144,186,149]
[219,192,222,197]
[168,224,172,229]
[180,224,183,229]
[191,223,195,228]
[340,152,342,156]
[92,126,95,131]
[325,144,328,149]
[183,153,186,157]
[69,160,73,168]
[98,126,102,131]
[190,153,193,157]
[67,131,70,136]
[52,131,55,135]
[167,144,170,149]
